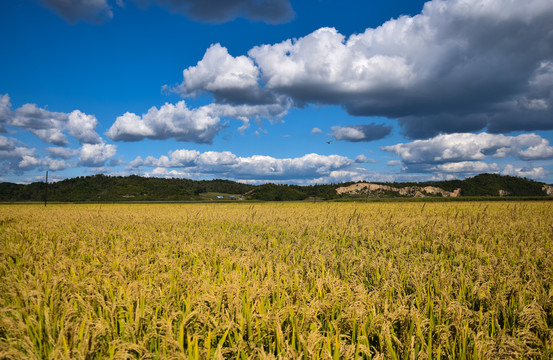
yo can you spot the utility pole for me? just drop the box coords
[44,171,48,206]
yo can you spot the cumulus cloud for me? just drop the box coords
[331,123,392,142]
[1,146,35,172]
[518,138,553,160]
[148,167,193,178]
[0,135,17,151]
[140,149,200,167]
[18,154,44,170]
[381,133,553,164]
[311,127,322,134]
[180,0,553,138]
[45,147,79,159]
[177,43,276,105]
[208,101,291,131]
[11,103,69,145]
[41,0,113,23]
[430,161,500,174]
[355,154,376,163]
[67,110,102,144]
[78,142,117,167]
[106,100,290,143]
[502,164,548,179]
[106,101,222,143]
[127,156,144,169]
[0,144,72,174]
[19,156,71,171]
[133,149,353,181]
[1,94,102,146]
[380,132,553,180]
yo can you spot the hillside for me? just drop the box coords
[0,173,551,202]
[336,174,551,199]
[0,175,253,202]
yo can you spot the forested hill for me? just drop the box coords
[0,175,253,202]
[0,173,551,202]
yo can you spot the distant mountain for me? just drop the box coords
[0,173,551,202]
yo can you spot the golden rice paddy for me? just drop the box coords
[1,202,552,359]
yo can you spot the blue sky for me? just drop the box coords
[1,0,553,184]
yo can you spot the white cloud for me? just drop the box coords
[381,133,552,164]
[311,127,322,134]
[179,44,262,101]
[167,149,201,166]
[431,161,500,174]
[18,155,43,170]
[249,27,413,97]
[78,142,117,167]
[106,100,290,143]
[518,138,553,160]
[180,0,553,138]
[45,147,79,159]
[106,101,222,143]
[209,102,290,123]
[377,132,553,181]
[355,154,376,163]
[331,123,391,142]
[105,112,155,141]
[45,158,71,171]
[1,94,102,146]
[149,167,193,178]
[142,149,200,168]
[198,151,237,166]
[331,126,366,142]
[0,144,72,173]
[502,164,548,179]
[139,149,353,181]
[11,103,69,145]
[0,135,16,151]
[1,146,38,174]
[67,110,102,144]
[127,156,144,168]
[316,170,372,184]
[21,156,71,171]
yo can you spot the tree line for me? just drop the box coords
[0,173,549,202]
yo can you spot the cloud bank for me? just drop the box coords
[177,0,553,138]
[42,0,294,24]
[381,133,553,164]
[381,132,552,179]
[130,149,353,181]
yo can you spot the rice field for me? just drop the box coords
[1,202,552,359]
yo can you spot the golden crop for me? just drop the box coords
[1,202,552,359]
